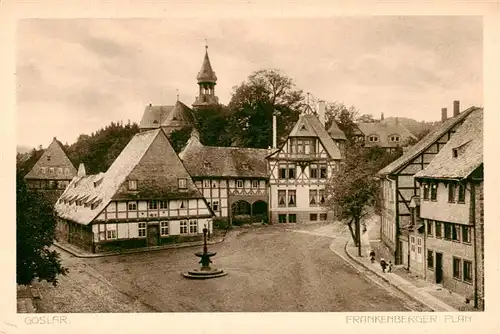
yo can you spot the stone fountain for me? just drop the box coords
[182,225,227,279]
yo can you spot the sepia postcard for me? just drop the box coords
[1,1,499,334]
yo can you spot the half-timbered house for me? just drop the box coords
[24,137,77,204]
[377,101,479,266]
[54,129,214,253]
[266,109,344,224]
[414,108,483,308]
[357,118,417,153]
[179,130,269,223]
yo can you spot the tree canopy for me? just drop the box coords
[193,104,233,147]
[228,69,305,148]
[16,174,68,286]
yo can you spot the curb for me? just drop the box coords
[54,232,227,258]
[343,238,454,312]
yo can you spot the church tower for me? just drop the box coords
[193,44,219,109]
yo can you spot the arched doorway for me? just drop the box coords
[232,200,251,217]
[252,200,268,217]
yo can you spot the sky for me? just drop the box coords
[16,17,483,148]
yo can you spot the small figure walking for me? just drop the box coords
[388,260,393,273]
[369,250,376,264]
[380,258,387,273]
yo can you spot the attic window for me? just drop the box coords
[204,161,211,168]
[300,125,307,131]
[172,116,177,120]
[452,148,458,158]
[47,154,51,161]
[128,180,137,191]
[153,120,158,124]
[390,135,400,142]
[178,178,187,189]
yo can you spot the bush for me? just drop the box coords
[213,218,231,230]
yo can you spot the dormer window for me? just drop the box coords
[128,180,137,191]
[390,135,400,142]
[368,135,379,142]
[452,148,458,158]
[178,178,187,189]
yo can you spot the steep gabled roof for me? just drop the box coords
[55,129,203,225]
[378,107,479,176]
[414,109,483,180]
[179,133,269,178]
[357,121,416,148]
[24,137,77,180]
[275,114,342,160]
[139,101,194,131]
[327,121,347,140]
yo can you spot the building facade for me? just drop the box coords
[377,102,478,265]
[55,129,214,253]
[415,108,484,309]
[24,137,77,204]
[179,130,269,223]
[266,109,344,224]
[357,118,416,153]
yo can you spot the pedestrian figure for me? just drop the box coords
[380,258,387,273]
[369,250,376,264]
[388,260,393,273]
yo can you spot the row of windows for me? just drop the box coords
[201,179,261,189]
[28,180,70,190]
[278,190,296,207]
[427,251,472,284]
[277,213,327,223]
[279,163,328,180]
[40,166,71,175]
[422,182,465,203]
[427,220,471,244]
[289,138,317,154]
[127,179,187,191]
[367,134,400,143]
[103,220,199,240]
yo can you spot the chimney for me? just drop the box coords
[77,163,86,177]
[317,100,326,127]
[381,112,384,121]
[453,100,460,117]
[272,114,277,149]
[441,108,447,122]
[395,117,399,124]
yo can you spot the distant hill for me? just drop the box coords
[382,117,439,138]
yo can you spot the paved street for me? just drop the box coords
[36,223,423,312]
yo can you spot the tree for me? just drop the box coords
[356,114,376,123]
[324,102,361,143]
[326,144,403,256]
[193,105,233,146]
[16,174,68,286]
[65,121,140,174]
[168,126,193,153]
[228,69,305,148]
